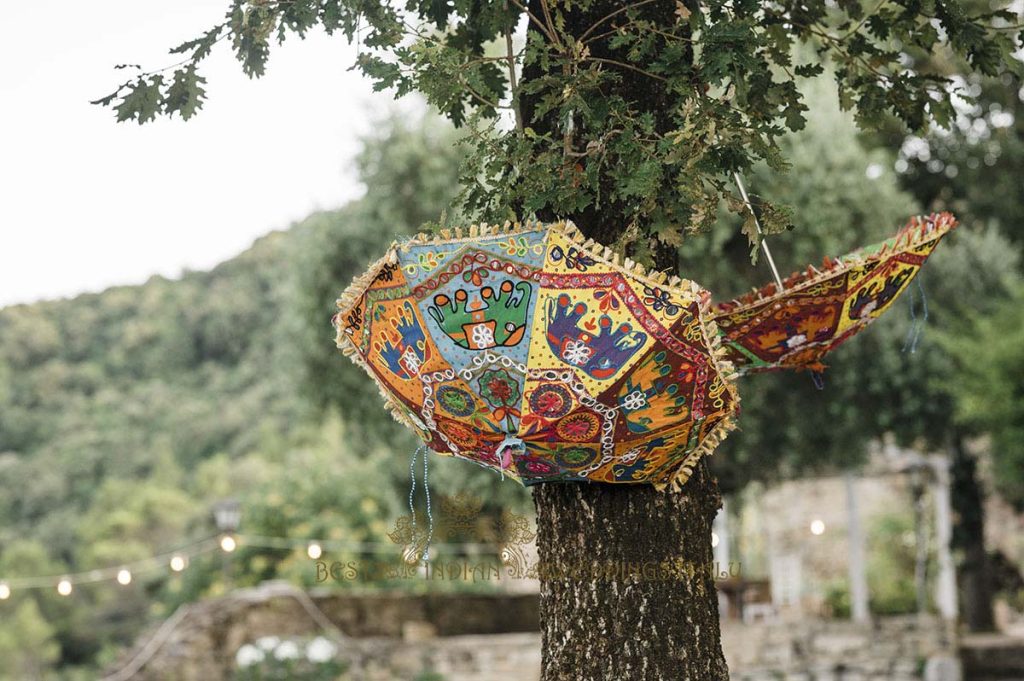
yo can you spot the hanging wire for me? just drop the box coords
[810,370,825,391]
[0,532,509,595]
[903,276,929,354]
[733,172,785,290]
[903,278,918,352]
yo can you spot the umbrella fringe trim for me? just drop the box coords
[711,212,958,314]
[553,219,743,491]
[656,296,742,493]
[333,248,429,434]
[333,218,744,488]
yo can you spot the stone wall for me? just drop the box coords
[111,583,967,681]
[721,616,953,681]
[108,582,539,680]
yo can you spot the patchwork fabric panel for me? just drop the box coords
[711,213,958,374]
[335,222,739,491]
[336,215,956,488]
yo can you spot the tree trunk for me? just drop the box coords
[519,1,728,677]
[950,434,996,631]
[534,462,728,680]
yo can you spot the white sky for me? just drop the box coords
[0,1,385,308]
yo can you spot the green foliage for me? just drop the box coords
[824,512,922,617]
[0,598,61,680]
[691,77,1024,491]
[413,671,447,681]
[823,579,852,619]
[944,283,1024,507]
[866,513,920,616]
[292,113,464,437]
[96,0,1023,261]
[868,0,1024,247]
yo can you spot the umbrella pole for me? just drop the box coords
[733,172,785,291]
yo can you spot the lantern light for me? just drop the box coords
[170,555,187,572]
[213,499,242,533]
[220,535,237,553]
[116,569,132,585]
[307,543,323,560]
[810,519,826,536]
[57,579,73,596]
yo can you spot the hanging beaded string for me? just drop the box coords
[422,446,433,561]
[408,446,421,560]
[903,276,929,354]
[407,445,434,563]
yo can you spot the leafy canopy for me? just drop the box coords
[944,283,1024,507]
[96,0,1024,260]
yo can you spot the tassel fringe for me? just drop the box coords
[712,212,958,314]
[333,217,747,490]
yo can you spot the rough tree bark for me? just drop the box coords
[522,2,729,678]
[534,464,728,680]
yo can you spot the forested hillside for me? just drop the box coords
[0,227,302,549]
[0,116,530,676]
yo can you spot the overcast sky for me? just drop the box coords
[0,1,385,308]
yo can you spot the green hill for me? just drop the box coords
[0,117,531,678]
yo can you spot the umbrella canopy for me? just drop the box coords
[334,221,739,490]
[335,214,957,490]
[711,213,958,374]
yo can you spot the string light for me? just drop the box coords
[810,519,826,536]
[711,532,720,548]
[0,533,504,597]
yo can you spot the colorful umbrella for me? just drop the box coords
[334,222,739,491]
[334,213,956,490]
[711,213,957,374]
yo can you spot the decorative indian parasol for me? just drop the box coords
[334,222,739,491]
[334,213,956,490]
[710,212,958,374]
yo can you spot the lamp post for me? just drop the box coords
[845,472,870,624]
[930,455,958,627]
[897,452,958,630]
[213,499,241,590]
